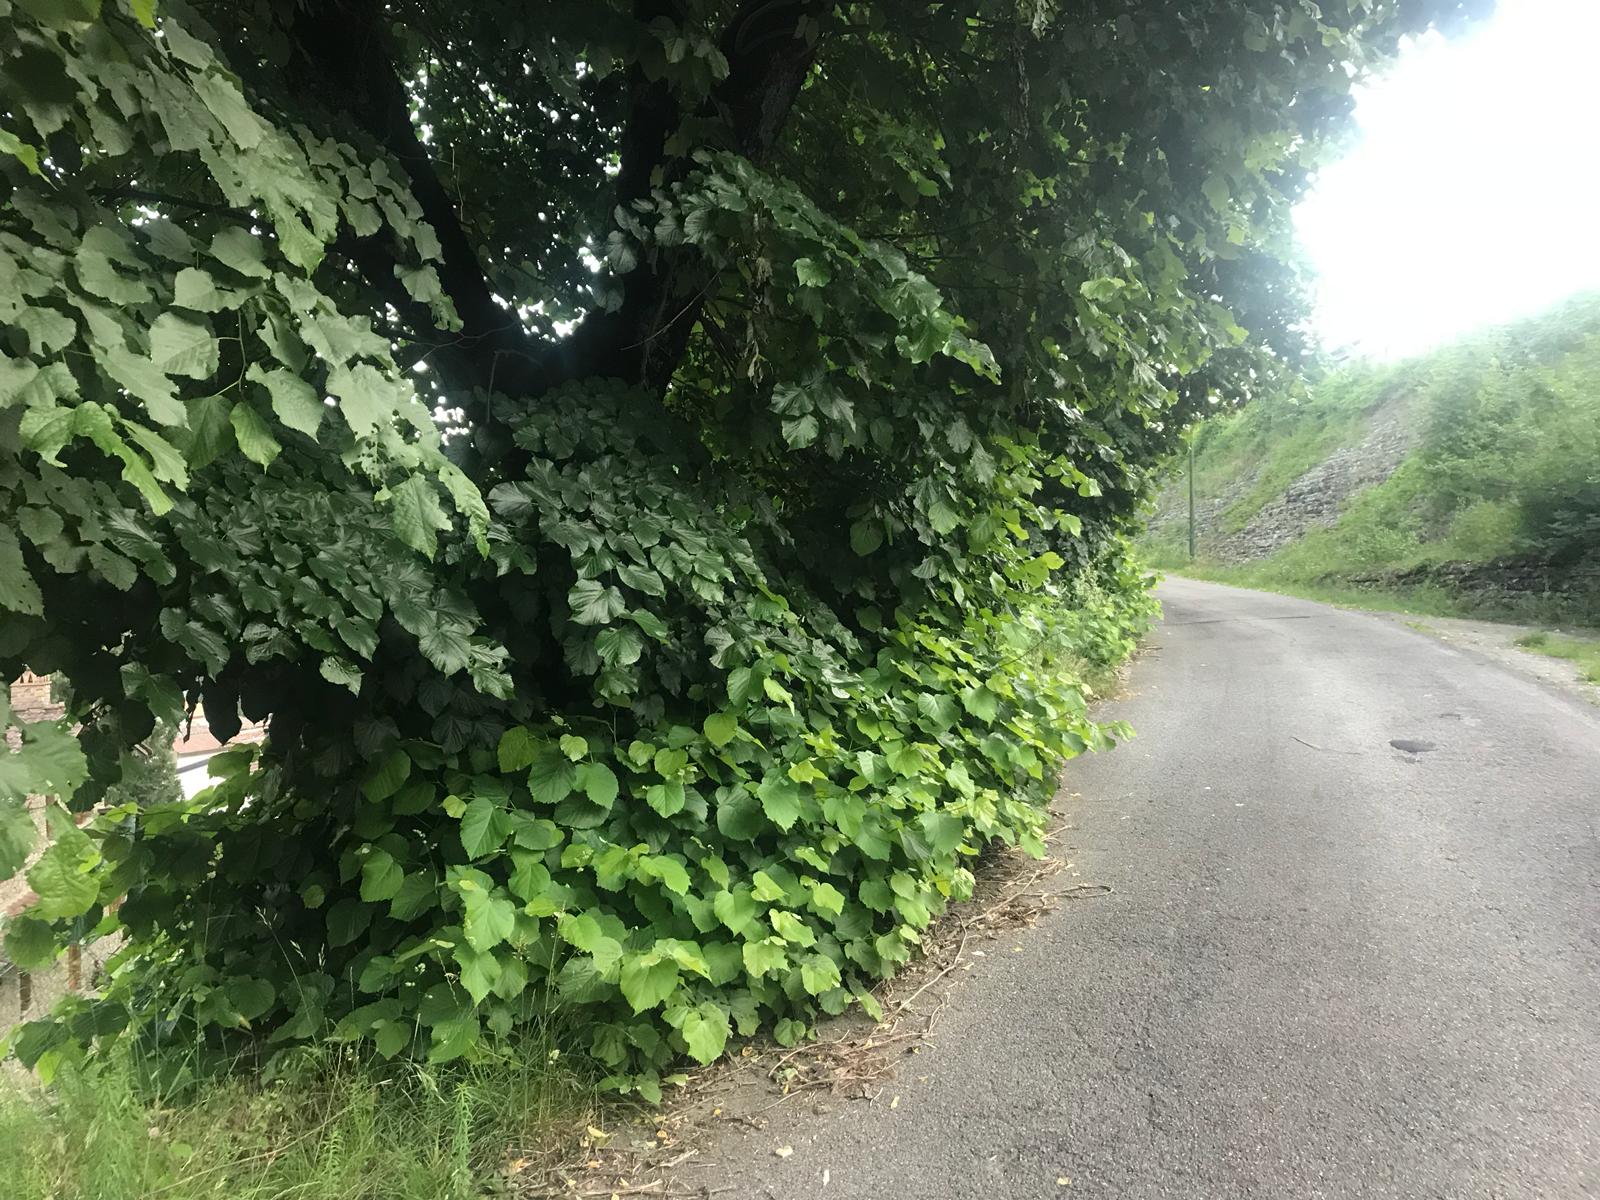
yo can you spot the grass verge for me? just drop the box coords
[1514,631,1600,684]
[0,1033,593,1200]
[1150,559,1469,619]
[1151,553,1596,628]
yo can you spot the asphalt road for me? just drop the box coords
[692,577,1600,1199]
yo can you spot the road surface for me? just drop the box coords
[692,577,1600,1199]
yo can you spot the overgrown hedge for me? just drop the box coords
[0,0,1466,1092]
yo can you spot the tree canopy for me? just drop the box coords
[0,0,1485,1090]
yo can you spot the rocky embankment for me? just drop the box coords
[1151,394,1415,562]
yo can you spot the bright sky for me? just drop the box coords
[1294,0,1600,359]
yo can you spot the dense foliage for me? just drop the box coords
[0,0,1482,1091]
[1148,290,1600,600]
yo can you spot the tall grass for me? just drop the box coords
[0,1033,592,1200]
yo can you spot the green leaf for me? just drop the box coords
[0,799,37,879]
[595,625,643,669]
[3,915,55,971]
[702,712,738,747]
[800,953,841,996]
[173,267,223,312]
[210,228,270,279]
[645,781,685,818]
[26,823,99,919]
[558,734,589,761]
[757,777,802,832]
[428,1016,480,1063]
[769,910,815,946]
[497,727,538,773]
[507,850,552,904]
[150,312,219,379]
[326,363,399,438]
[849,519,884,556]
[417,619,471,676]
[120,421,189,489]
[742,938,787,980]
[727,667,760,707]
[360,849,404,901]
[230,403,281,467]
[373,1020,409,1058]
[0,128,41,175]
[17,305,75,353]
[617,563,665,596]
[807,881,846,916]
[319,656,363,694]
[509,815,563,851]
[793,257,831,287]
[361,748,411,802]
[226,977,276,1022]
[528,746,575,804]
[247,364,324,438]
[960,686,998,723]
[646,855,690,896]
[182,395,236,469]
[679,1002,730,1064]
[575,762,619,809]
[619,953,679,1013]
[18,405,75,464]
[389,475,449,559]
[715,791,763,841]
[100,348,184,426]
[462,889,517,952]
[390,872,437,920]
[455,943,500,1004]
[918,811,965,855]
[459,798,510,859]
[14,0,102,27]
[0,527,44,615]
[568,578,626,625]
[558,912,623,974]
[781,413,818,448]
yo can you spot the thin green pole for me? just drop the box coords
[1187,440,1196,561]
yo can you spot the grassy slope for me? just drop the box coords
[1146,292,1600,624]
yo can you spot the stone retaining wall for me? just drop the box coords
[1349,556,1600,610]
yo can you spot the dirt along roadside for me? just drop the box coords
[1373,611,1599,707]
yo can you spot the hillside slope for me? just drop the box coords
[1145,292,1600,620]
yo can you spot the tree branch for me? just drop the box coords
[285,0,551,395]
[555,0,831,398]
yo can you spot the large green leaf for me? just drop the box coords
[458,797,510,859]
[0,527,44,615]
[619,953,679,1013]
[568,579,626,626]
[149,312,219,379]
[389,475,449,558]
[248,364,324,438]
[679,1002,731,1064]
[0,798,36,879]
[230,402,282,467]
[26,821,99,919]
